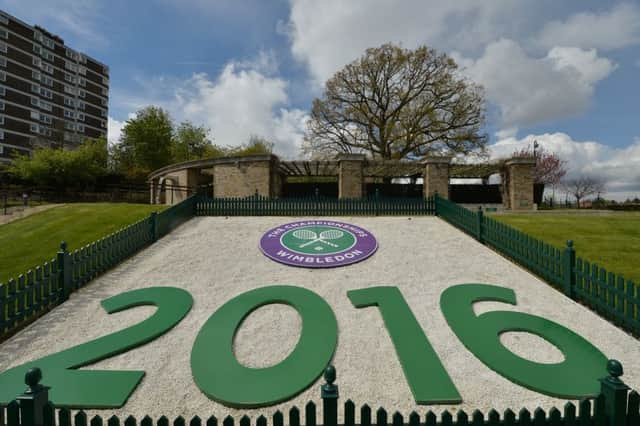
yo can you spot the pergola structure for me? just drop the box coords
[148,154,534,210]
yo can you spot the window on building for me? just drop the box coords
[101,87,108,96]
[78,77,86,87]
[44,51,55,62]
[0,86,5,96]
[100,109,107,118]
[0,14,8,25]
[77,124,85,132]
[65,121,75,130]
[0,130,4,140]
[32,70,41,80]
[77,101,85,110]
[79,66,86,75]
[0,28,8,39]
[31,97,38,106]
[31,83,40,93]
[64,85,75,95]
[78,89,85,98]
[43,38,55,49]
[0,101,3,111]
[39,100,52,111]
[101,98,107,106]
[0,116,4,125]
[33,44,42,54]
[0,43,6,53]
[78,112,85,121]
[40,114,52,124]
[42,76,53,86]
[33,31,43,42]
[40,88,53,99]
[64,97,74,107]
[43,64,53,74]
[0,57,5,67]
[0,71,5,81]
[30,123,38,132]
[31,110,39,119]
[64,109,74,118]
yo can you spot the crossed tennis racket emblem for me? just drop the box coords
[292,229,344,248]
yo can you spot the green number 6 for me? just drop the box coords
[440,284,608,398]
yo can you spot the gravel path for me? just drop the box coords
[1,216,638,419]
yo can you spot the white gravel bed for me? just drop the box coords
[1,216,639,419]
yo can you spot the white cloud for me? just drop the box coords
[535,3,640,51]
[113,54,309,158]
[107,116,125,146]
[489,133,640,196]
[453,40,615,128]
[0,0,108,46]
[285,0,532,87]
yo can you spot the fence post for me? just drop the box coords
[321,365,339,426]
[563,240,576,299]
[600,360,629,426]
[375,188,380,217]
[150,212,159,242]
[16,368,50,426]
[57,241,72,301]
[476,206,484,243]
[434,192,439,216]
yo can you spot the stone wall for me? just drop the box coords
[423,157,451,199]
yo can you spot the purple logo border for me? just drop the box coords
[259,220,378,268]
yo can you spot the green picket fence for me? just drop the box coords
[435,194,640,337]
[0,195,199,341]
[2,363,639,426]
[195,194,436,216]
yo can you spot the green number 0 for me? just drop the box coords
[191,285,338,407]
[0,287,193,408]
[440,284,608,398]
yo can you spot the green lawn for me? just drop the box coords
[0,203,164,283]
[493,213,640,283]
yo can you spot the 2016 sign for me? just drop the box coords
[0,284,607,409]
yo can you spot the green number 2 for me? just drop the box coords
[0,287,193,408]
[348,287,462,404]
[440,284,608,398]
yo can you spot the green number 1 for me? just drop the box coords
[347,287,461,404]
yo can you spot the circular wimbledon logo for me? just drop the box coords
[259,220,378,268]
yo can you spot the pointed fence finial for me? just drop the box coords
[17,367,50,426]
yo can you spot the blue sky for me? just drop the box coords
[2,0,639,198]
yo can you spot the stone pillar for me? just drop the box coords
[337,154,365,198]
[423,157,451,198]
[504,157,535,210]
[209,155,278,198]
[149,178,158,204]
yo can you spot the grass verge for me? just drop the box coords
[493,212,640,283]
[0,203,164,283]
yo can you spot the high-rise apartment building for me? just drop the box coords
[0,9,109,163]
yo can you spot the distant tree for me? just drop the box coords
[562,176,605,208]
[113,106,173,179]
[9,138,108,187]
[304,43,487,160]
[171,121,223,162]
[229,135,274,156]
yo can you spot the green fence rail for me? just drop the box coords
[435,194,640,337]
[1,362,638,426]
[0,195,199,341]
[195,194,436,217]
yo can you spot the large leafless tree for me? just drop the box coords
[304,43,487,160]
